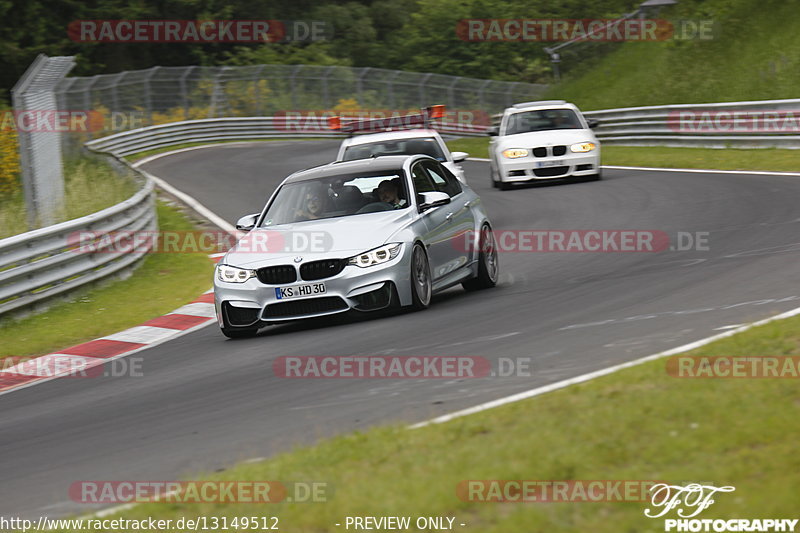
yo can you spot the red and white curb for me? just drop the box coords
[0,255,225,396]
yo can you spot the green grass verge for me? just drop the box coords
[62,310,800,532]
[598,146,800,172]
[446,139,800,173]
[0,157,138,239]
[446,137,491,159]
[0,201,213,359]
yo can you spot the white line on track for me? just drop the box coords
[410,304,800,428]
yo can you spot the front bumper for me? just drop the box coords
[214,246,412,326]
[497,152,600,182]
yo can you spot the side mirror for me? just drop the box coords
[487,126,499,136]
[586,118,599,129]
[418,191,451,212]
[235,213,259,231]
[451,151,469,163]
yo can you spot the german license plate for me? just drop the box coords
[275,282,326,300]
[535,160,564,168]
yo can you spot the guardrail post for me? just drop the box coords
[447,76,460,109]
[477,79,491,111]
[419,73,433,108]
[143,67,158,125]
[179,67,194,120]
[253,65,266,115]
[322,66,336,109]
[357,67,370,106]
[386,70,401,109]
[11,54,76,229]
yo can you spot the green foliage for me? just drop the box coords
[0,0,638,100]
[549,0,800,108]
[2,0,791,110]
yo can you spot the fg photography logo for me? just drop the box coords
[645,483,798,532]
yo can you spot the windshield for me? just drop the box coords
[505,109,583,135]
[260,172,410,226]
[342,137,446,162]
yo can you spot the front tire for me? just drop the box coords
[410,243,432,310]
[463,224,499,291]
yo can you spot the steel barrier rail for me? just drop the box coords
[0,158,156,317]
[584,98,800,148]
[85,116,488,156]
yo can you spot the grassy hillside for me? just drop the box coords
[547,0,800,109]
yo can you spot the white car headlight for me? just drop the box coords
[570,142,596,153]
[348,243,402,268]
[502,148,529,159]
[217,264,256,283]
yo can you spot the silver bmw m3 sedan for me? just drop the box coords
[213,154,498,338]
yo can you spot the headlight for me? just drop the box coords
[502,148,528,159]
[570,142,596,153]
[217,264,256,283]
[348,243,402,268]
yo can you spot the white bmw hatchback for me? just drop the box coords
[337,129,469,183]
[489,101,601,190]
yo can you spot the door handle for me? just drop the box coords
[445,212,454,221]
[463,200,472,208]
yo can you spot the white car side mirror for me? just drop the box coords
[235,213,259,231]
[451,151,469,163]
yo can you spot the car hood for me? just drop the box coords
[223,209,414,267]
[496,129,596,149]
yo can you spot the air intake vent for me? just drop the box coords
[533,166,569,177]
[300,259,346,281]
[264,296,348,319]
[256,265,297,284]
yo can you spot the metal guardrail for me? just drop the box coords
[0,158,156,317]
[85,116,488,156]
[584,99,800,148]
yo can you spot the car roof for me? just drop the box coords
[341,129,441,147]
[505,101,578,114]
[285,155,422,183]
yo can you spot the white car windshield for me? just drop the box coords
[260,172,410,226]
[505,109,583,135]
[342,137,446,162]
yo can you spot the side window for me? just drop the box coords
[410,162,436,195]
[423,161,462,197]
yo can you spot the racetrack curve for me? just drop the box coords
[2,140,800,518]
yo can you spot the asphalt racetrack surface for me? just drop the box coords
[2,140,799,517]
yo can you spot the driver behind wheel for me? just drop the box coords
[377,179,407,209]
